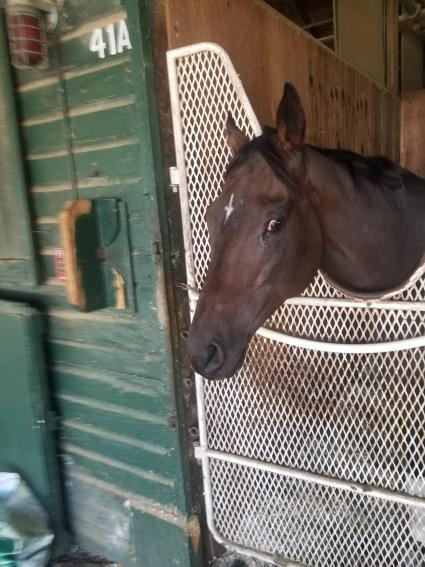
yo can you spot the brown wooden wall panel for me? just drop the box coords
[161,0,399,160]
[401,90,425,178]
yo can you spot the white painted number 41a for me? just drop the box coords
[89,20,132,59]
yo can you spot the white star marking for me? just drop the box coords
[224,193,235,224]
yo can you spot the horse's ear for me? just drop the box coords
[226,114,249,155]
[276,82,305,153]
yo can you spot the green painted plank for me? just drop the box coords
[39,252,57,281]
[13,66,56,88]
[34,223,60,248]
[48,312,160,353]
[61,0,123,29]
[0,284,70,310]
[64,481,136,566]
[22,120,67,154]
[77,182,145,211]
[26,155,71,186]
[63,425,179,480]
[55,367,170,417]
[32,189,73,218]
[66,60,132,107]
[47,338,171,381]
[57,396,177,451]
[127,221,158,253]
[132,511,195,567]
[74,142,142,179]
[0,260,32,285]
[18,83,62,119]
[70,105,137,144]
[129,256,158,293]
[64,454,178,509]
[62,417,173,459]
[59,22,131,70]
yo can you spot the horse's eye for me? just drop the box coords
[266,218,284,233]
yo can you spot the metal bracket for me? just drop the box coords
[193,443,202,461]
[59,198,136,312]
[96,199,136,312]
[169,166,181,193]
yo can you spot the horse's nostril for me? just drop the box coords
[205,341,225,373]
[206,342,217,364]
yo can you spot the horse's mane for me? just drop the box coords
[316,147,408,192]
[225,127,425,201]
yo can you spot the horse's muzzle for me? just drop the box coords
[188,334,229,379]
[188,320,252,379]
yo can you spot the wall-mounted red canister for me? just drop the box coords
[6,1,58,68]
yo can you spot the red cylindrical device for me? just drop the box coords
[7,5,48,68]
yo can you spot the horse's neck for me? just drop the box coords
[304,147,425,296]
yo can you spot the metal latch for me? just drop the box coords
[169,166,180,193]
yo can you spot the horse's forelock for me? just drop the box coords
[224,129,300,198]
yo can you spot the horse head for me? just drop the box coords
[188,83,322,379]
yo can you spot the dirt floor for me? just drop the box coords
[50,547,266,566]
[49,547,117,566]
[210,552,266,566]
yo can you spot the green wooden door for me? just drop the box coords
[0,300,64,541]
[0,13,64,553]
[0,1,201,565]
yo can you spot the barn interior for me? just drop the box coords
[0,1,425,566]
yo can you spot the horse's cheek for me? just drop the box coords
[290,204,322,290]
[302,210,322,282]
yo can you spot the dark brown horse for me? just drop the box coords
[188,83,425,380]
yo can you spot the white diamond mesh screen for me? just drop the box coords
[210,459,425,567]
[173,46,260,288]
[205,339,425,492]
[167,44,425,566]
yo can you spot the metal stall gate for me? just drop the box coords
[167,43,425,566]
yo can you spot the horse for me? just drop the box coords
[188,82,425,380]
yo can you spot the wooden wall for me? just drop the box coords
[401,90,425,177]
[160,0,400,160]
